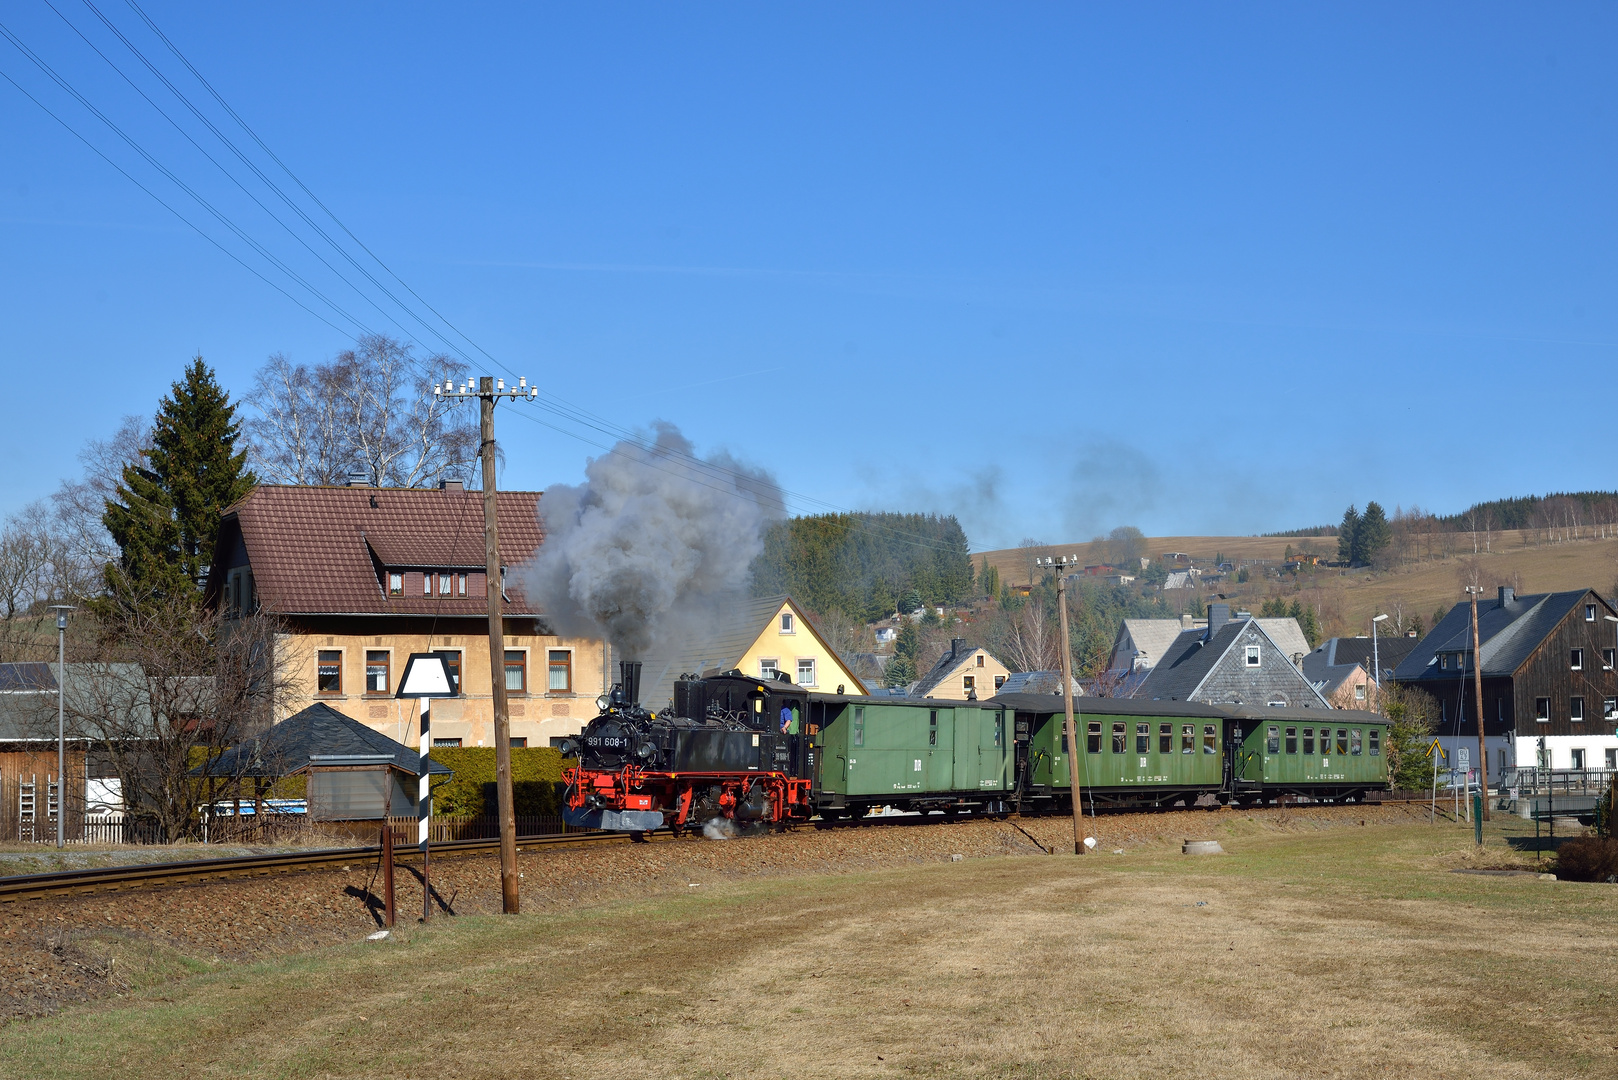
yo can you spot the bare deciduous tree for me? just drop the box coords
[246,334,476,489]
[0,503,52,619]
[64,594,291,841]
[992,597,1062,673]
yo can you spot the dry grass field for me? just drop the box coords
[3,817,1614,1080]
[978,533,1618,639]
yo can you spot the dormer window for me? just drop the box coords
[457,573,467,596]
[438,573,452,597]
[388,572,403,597]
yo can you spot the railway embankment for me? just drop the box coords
[0,802,1478,1021]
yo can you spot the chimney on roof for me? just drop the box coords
[1497,586,1514,608]
[1181,613,1194,629]
[950,637,966,660]
[1207,602,1230,640]
[346,471,371,488]
[439,478,464,492]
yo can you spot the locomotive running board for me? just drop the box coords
[564,807,666,832]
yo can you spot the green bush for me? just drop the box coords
[428,746,572,817]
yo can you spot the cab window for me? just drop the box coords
[1285,727,1298,754]
[1135,723,1150,754]
[1159,723,1172,753]
[1087,721,1101,754]
[1112,723,1126,754]
[1202,725,1217,754]
[1266,726,1280,754]
[1302,728,1314,755]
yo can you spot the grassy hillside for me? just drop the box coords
[978,532,1618,639]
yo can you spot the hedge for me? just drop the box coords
[428,746,573,817]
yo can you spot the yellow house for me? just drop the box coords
[635,595,868,711]
[207,483,606,751]
[912,638,1011,700]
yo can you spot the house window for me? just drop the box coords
[509,737,527,748]
[780,613,794,634]
[1499,748,1508,771]
[457,573,467,596]
[1605,648,1615,670]
[1571,648,1583,671]
[976,654,984,667]
[1087,722,1101,753]
[1535,697,1550,722]
[548,650,571,692]
[1571,696,1584,722]
[365,651,389,694]
[1606,697,1618,722]
[432,738,462,748]
[504,650,526,693]
[439,573,452,596]
[388,572,403,597]
[441,651,462,694]
[1571,748,1586,770]
[423,573,431,596]
[963,675,975,692]
[994,674,1005,689]
[1607,748,1617,770]
[760,658,779,680]
[1354,683,1366,701]
[1285,727,1298,754]
[317,650,342,694]
[1587,604,1597,622]
[1111,723,1126,754]
[1245,645,1261,668]
[797,658,816,686]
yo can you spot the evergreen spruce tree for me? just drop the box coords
[1337,506,1359,564]
[104,357,255,601]
[885,620,920,688]
[1352,501,1391,567]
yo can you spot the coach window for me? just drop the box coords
[504,650,526,694]
[365,651,390,695]
[1087,721,1101,754]
[1266,726,1280,754]
[1112,723,1126,754]
[1203,725,1217,754]
[852,706,865,747]
[1369,729,1381,756]
[1350,729,1362,756]
[1302,728,1314,755]
[1285,727,1298,754]
[317,650,342,695]
[1336,729,1349,756]
[548,650,572,693]
[1181,725,1194,754]
[1136,723,1150,754]
[994,714,1003,747]
[1159,723,1172,754]
[929,710,938,747]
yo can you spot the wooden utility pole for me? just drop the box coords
[480,377,520,913]
[1466,585,1490,824]
[1051,555,1086,855]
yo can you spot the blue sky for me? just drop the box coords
[2,3,1613,551]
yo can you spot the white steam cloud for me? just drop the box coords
[521,422,784,658]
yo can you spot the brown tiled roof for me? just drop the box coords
[219,485,544,617]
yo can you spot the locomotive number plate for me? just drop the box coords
[586,736,629,748]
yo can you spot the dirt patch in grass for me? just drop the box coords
[4,816,1616,1079]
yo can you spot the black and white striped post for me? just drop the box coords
[396,652,457,922]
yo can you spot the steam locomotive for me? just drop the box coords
[560,661,1392,836]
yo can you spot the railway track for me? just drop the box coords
[0,829,651,903]
[1,798,1439,903]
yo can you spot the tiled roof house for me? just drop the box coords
[206,483,607,750]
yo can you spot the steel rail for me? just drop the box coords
[0,829,648,903]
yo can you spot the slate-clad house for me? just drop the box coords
[1132,604,1332,709]
[205,483,606,752]
[1392,587,1618,778]
[911,638,1011,700]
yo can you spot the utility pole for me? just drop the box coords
[438,375,538,914]
[1465,585,1489,824]
[1043,555,1086,855]
[48,605,73,849]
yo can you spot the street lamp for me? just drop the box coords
[47,605,74,849]
[1371,613,1389,692]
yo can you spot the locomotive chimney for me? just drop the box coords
[619,660,643,707]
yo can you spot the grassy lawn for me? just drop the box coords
[3,820,1614,1080]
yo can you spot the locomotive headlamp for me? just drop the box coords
[558,738,577,758]
[596,693,611,711]
[636,742,655,760]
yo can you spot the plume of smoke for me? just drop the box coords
[701,817,737,840]
[520,422,784,658]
